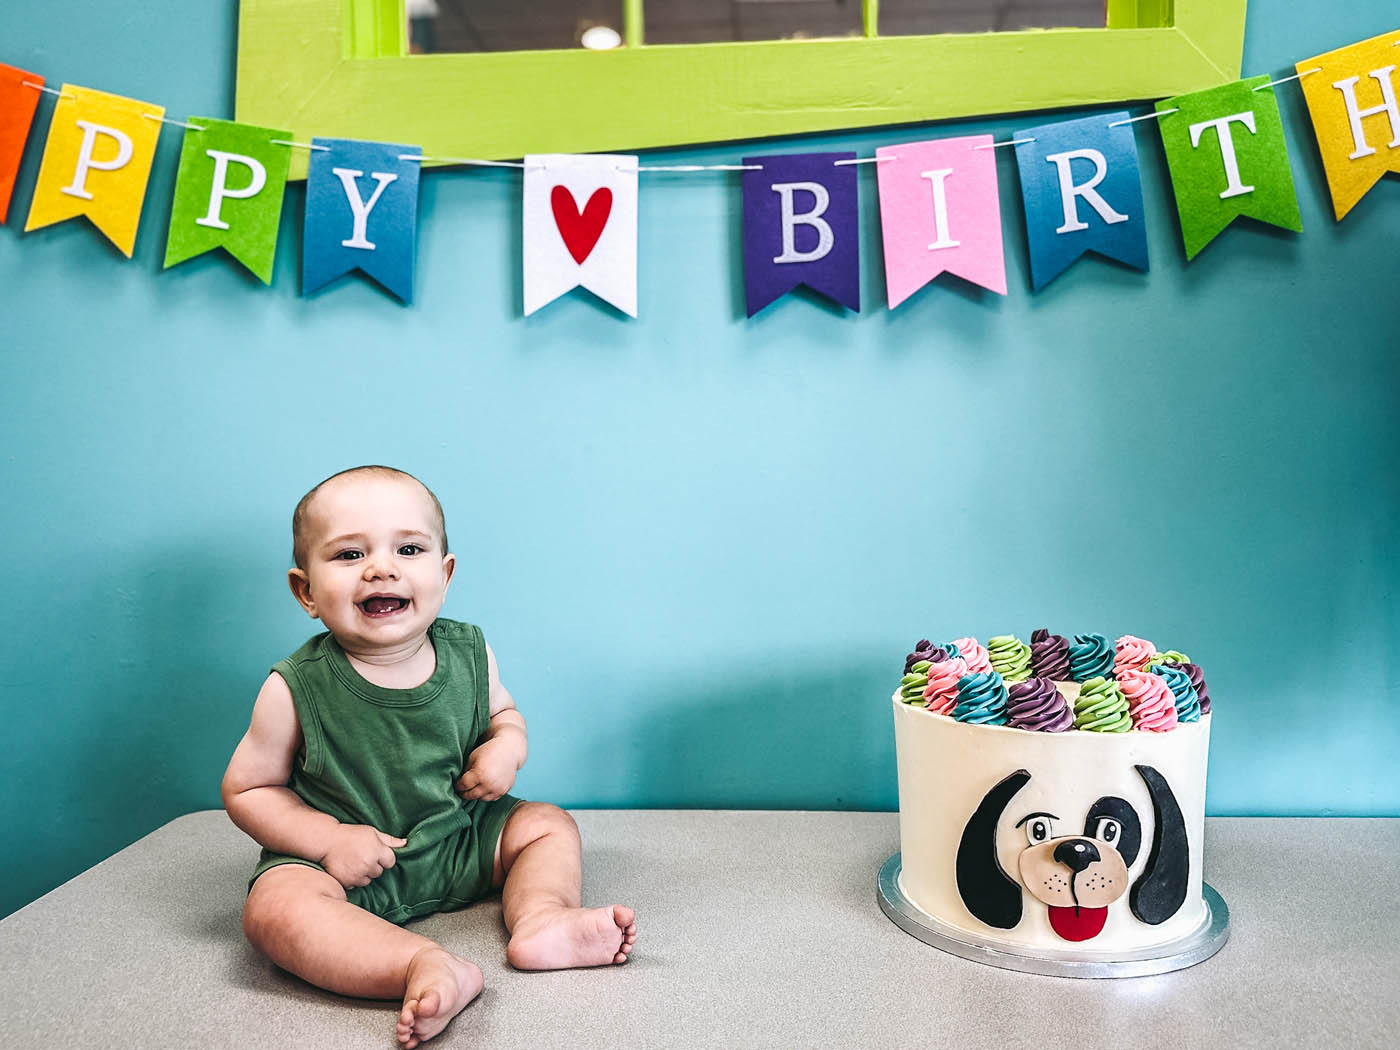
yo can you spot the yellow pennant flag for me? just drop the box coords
[24,84,164,256]
[1296,29,1400,220]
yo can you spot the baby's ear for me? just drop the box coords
[287,568,317,617]
[441,552,457,589]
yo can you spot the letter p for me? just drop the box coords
[196,150,267,231]
[61,120,133,201]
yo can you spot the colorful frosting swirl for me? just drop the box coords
[1029,628,1071,680]
[899,661,932,703]
[1152,649,1191,666]
[904,639,949,673]
[894,629,1212,730]
[951,637,993,676]
[1114,634,1158,677]
[987,635,1032,683]
[1181,662,1211,715]
[1073,676,1132,732]
[1119,669,1179,732]
[1068,634,1114,682]
[953,670,1009,725]
[1153,664,1201,723]
[922,657,969,715]
[1007,677,1073,732]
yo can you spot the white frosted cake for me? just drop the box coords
[890,631,1214,957]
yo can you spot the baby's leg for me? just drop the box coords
[493,802,637,969]
[243,865,482,1048]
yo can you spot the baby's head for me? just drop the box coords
[288,466,455,652]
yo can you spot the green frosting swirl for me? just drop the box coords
[987,635,1032,683]
[899,660,932,703]
[1073,676,1132,732]
[1151,649,1191,666]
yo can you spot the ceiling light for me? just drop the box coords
[580,25,622,50]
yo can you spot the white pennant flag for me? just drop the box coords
[523,153,638,317]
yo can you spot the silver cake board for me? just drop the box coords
[877,852,1231,979]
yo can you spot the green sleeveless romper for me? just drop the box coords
[248,618,523,924]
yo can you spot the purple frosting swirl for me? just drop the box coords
[1182,662,1211,714]
[1029,628,1071,680]
[1007,676,1074,732]
[904,640,950,673]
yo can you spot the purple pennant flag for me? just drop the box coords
[742,152,859,316]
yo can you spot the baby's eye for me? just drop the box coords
[398,544,424,556]
[333,550,363,561]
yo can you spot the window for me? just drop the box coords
[236,0,1248,176]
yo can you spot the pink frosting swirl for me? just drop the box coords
[1119,669,1179,732]
[950,638,992,676]
[922,657,969,715]
[1114,634,1158,677]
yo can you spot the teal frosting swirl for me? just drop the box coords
[1154,664,1202,723]
[1069,633,1114,682]
[953,670,1010,726]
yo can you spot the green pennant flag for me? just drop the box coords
[163,118,291,283]
[1156,77,1302,261]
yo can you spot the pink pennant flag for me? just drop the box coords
[876,135,1007,309]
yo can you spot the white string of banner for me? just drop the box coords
[14,40,1397,176]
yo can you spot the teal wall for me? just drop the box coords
[2,2,1397,918]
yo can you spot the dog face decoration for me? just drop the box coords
[955,765,1189,942]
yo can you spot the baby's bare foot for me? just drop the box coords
[395,947,483,1049]
[506,905,637,970]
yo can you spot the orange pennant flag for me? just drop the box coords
[0,63,44,224]
[1296,29,1400,220]
[24,84,164,256]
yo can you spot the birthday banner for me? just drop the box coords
[1,27,1397,314]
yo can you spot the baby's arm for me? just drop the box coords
[455,641,528,802]
[222,673,406,888]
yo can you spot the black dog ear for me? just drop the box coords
[1130,764,1190,925]
[956,769,1030,929]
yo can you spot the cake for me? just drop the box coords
[889,631,1216,961]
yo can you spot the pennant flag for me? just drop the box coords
[1297,29,1400,220]
[875,135,1005,307]
[1013,112,1148,291]
[523,153,639,317]
[303,137,421,301]
[742,152,859,316]
[1157,77,1303,260]
[163,118,291,283]
[24,84,164,257]
[1,63,44,225]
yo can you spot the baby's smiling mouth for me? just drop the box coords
[359,596,409,617]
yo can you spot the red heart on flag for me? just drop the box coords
[551,185,613,265]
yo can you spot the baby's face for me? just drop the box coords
[291,473,455,656]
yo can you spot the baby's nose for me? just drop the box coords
[362,556,399,579]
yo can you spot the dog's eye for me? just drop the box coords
[1094,818,1121,846]
[1025,818,1053,845]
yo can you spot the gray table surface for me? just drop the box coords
[2,810,1397,1049]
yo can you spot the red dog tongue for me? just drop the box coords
[1049,906,1108,941]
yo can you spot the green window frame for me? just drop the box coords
[236,1,1248,178]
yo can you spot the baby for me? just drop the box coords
[222,465,636,1048]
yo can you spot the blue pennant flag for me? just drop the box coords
[741,152,860,316]
[1013,112,1148,291]
[303,137,421,301]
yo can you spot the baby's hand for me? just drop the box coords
[456,739,518,802]
[319,824,407,889]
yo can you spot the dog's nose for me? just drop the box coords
[1053,839,1101,873]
